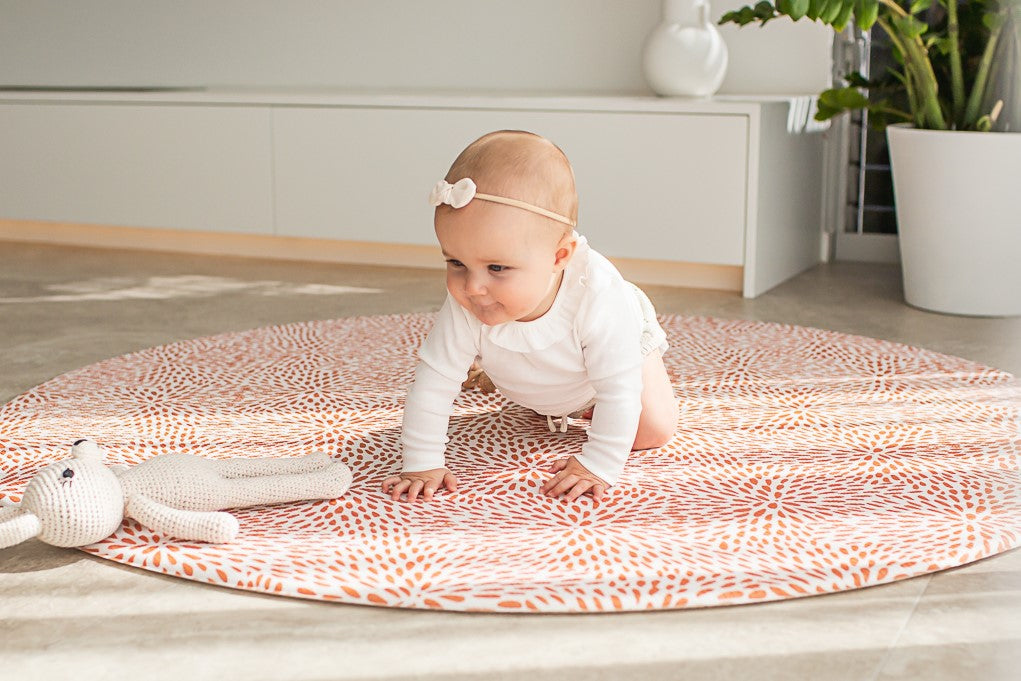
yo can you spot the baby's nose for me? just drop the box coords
[465,272,487,295]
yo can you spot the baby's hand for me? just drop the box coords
[382,468,458,502]
[541,457,607,503]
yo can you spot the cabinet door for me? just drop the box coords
[553,111,748,265]
[274,107,748,265]
[0,104,274,233]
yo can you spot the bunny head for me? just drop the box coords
[0,439,126,549]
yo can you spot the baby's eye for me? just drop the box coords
[445,259,465,268]
[488,265,508,273]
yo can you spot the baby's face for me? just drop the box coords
[435,201,572,326]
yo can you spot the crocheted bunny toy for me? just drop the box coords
[0,439,352,548]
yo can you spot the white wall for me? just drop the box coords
[0,0,832,95]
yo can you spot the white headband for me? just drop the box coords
[428,178,577,227]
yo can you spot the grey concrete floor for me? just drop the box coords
[1,240,1018,681]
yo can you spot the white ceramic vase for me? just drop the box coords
[642,0,728,97]
[887,123,1021,316]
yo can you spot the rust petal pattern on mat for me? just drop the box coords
[1,314,1018,612]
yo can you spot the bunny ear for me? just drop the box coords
[71,439,103,462]
[0,509,42,549]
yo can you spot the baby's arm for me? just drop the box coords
[542,276,645,499]
[541,365,643,501]
[385,295,478,502]
[384,361,465,501]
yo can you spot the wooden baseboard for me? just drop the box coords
[0,219,742,292]
[0,219,444,269]
[610,257,742,292]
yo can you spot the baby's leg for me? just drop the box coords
[213,451,333,479]
[633,350,678,450]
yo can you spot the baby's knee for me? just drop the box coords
[633,405,678,450]
[633,426,674,451]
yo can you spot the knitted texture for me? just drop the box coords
[18,441,124,546]
[0,442,352,548]
[119,451,348,511]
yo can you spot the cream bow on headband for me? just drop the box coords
[428,178,576,227]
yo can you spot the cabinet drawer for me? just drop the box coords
[0,104,274,233]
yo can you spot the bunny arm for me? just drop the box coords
[125,493,240,543]
[0,508,42,549]
[0,501,23,521]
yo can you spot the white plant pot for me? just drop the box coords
[887,123,1021,316]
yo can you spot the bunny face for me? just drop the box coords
[18,440,126,547]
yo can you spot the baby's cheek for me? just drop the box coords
[445,273,462,295]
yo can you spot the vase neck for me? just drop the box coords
[662,0,708,24]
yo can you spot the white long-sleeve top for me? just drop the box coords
[400,235,646,485]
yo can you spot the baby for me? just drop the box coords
[382,130,678,503]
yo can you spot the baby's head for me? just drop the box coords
[431,131,580,326]
[439,130,578,234]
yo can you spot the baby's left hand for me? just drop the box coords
[541,457,607,502]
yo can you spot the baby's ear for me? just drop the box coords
[553,234,578,270]
[71,438,103,463]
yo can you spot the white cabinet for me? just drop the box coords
[273,107,749,265]
[0,103,274,233]
[0,90,823,297]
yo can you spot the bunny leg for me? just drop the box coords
[213,451,332,479]
[218,462,352,509]
[126,494,239,543]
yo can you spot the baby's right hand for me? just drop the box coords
[382,468,458,502]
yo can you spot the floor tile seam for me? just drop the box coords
[866,575,931,681]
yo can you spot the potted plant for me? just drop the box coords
[721,0,1021,316]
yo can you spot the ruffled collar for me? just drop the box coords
[484,233,590,352]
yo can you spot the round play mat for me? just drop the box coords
[1,314,1018,612]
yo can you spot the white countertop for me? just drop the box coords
[0,86,816,116]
